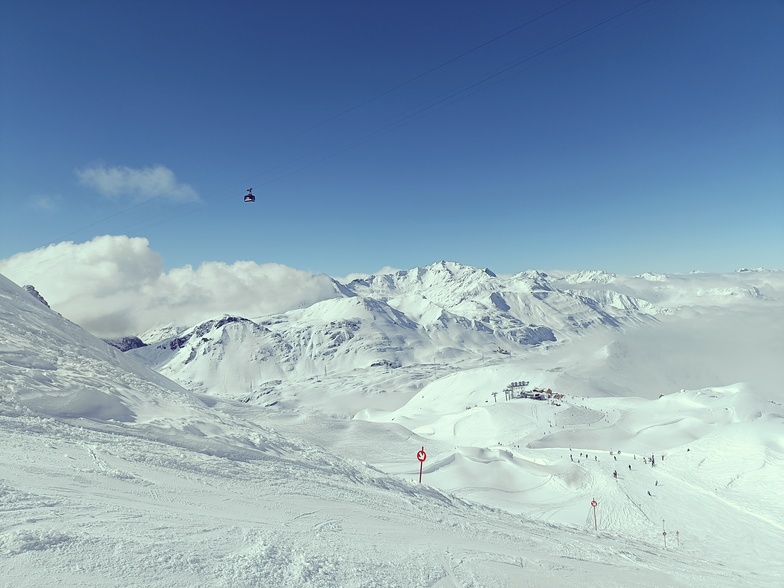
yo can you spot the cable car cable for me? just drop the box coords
[75,0,662,247]
[30,1,584,251]
[19,0,663,270]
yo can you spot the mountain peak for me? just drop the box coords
[562,270,617,284]
[424,260,496,277]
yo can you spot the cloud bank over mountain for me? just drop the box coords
[0,236,339,337]
[1,235,781,344]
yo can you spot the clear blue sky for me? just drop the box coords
[2,0,782,276]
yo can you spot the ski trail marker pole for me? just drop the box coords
[417,447,427,483]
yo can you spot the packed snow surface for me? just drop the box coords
[2,264,783,587]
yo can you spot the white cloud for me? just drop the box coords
[0,236,338,337]
[30,194,63,211]
[76,163,199,203]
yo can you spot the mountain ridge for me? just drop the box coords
[129,260,779,401]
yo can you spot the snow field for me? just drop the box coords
[3,268,784,586]
[4,408,749,588]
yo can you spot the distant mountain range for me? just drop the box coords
[124,261,778,400]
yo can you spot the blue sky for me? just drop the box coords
[2,0,782,277]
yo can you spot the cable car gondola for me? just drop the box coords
[244,188,255,203]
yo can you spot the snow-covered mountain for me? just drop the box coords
[0,273,294,454]
[2,267,784,586]
[2,275,190,424]
[129,261,783,408]
[130,261,674,399]
[344,261,661,332]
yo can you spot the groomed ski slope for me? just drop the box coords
[2,406,777,588]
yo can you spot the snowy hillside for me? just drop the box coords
[2,266,784,587]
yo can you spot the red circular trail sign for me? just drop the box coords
[590,499,598,530]
[416,447,427,484]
